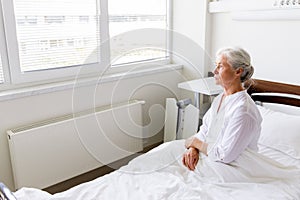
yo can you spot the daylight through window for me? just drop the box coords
[0,0,169,85]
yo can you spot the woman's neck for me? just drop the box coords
[223,83,244,96]
[217,85,243,113]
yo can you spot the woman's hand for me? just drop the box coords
[185,136,208,155]
[182,147,199,171]
[185,136,202,149]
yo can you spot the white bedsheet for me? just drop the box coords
[15,140,300,200]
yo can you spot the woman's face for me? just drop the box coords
[214,54,240,87]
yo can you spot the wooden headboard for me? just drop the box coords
[245,79,300,107]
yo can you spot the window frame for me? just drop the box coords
[0,0,171,87]
[0,0,11,86]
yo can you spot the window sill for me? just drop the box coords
[0,64,182,102]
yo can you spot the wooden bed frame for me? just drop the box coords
[0,78,299,200]
[245,79,300,107]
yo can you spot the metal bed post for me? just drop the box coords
[0,183,17,200]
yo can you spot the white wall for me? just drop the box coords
[210,12,300,85]
[0,69,183,190]
[172,0,212,80]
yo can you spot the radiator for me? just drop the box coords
[7,100,144,190]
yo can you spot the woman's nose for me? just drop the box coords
[213,67,218,74]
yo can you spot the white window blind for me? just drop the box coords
[108,0,168,65]
[0,0,170,85]
[14,0,100,72]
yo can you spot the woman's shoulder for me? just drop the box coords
[226,91,261,119]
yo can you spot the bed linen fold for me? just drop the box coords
[15,140,300,200]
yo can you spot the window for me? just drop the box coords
[44,16,65,24]
[79,16,90,23]
[0,56,4,84]
[17,16,38,25]
[108,0,168,65]
[0,0,169,85]
[0,4,5,84]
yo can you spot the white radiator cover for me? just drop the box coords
[7,100,144,190]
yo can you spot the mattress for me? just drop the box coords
[14,140,300,200]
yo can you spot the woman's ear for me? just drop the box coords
[236,67,243,75]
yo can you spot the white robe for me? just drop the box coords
[194,90,300,183]
[195,90,262,163]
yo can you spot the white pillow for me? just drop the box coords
[263,103,300,116]
[257,105,300,159]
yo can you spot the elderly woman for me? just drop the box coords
[182,47,262,171]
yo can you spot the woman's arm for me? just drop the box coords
[208,112,259,163]
[185,137,208,155]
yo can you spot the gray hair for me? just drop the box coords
[216,47,254,83]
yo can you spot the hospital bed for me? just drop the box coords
[1,78,300,200]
